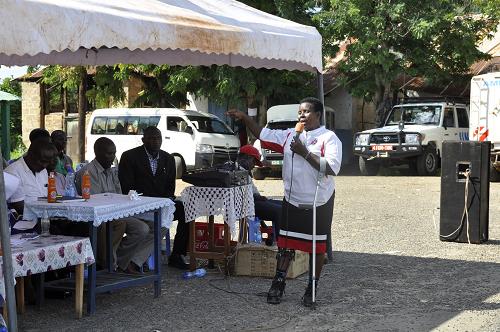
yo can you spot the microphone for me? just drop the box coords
[292,122,304,157]
[293,122,304,142]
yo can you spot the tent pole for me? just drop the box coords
[316,71,325,125]
[1,102,11,161]
[0,146,18,331]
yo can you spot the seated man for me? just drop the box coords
[46,144,66,195]
[75,137,150,273]
[118,126,189,270]
[5,140,53,213]
[4,172,26,232]
[50,130,74,176]
[238,145,282,245]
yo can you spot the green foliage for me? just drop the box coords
[87,66,126,108]
[314,0,498,122]
[0,78,24,153]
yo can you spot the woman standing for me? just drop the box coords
[228,97,342,307]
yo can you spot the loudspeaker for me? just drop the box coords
[440,141,490,244]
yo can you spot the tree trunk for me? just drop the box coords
[156,78,166,107]
[62,87,68,132]
[373,75,392,127]
[39,83,47,129]
[78,67,88,162]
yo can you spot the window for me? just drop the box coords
[186,116,234,134]
[166,117,190,133]
[91,117,107,134]
[386,106,442,126]
[90,116,160,135]
[443,108,456,128]
[456,108,469,128]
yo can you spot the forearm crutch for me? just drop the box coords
[311,157,327,306]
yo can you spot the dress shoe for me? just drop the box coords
[168,254,190,270]
[120,262,141,274]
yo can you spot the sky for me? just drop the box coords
[0,65,28,82]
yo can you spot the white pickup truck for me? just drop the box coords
[469,72,500,181]
[353,100,469,176]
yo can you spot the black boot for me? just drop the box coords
[267,275,286,304]
[301,280,318,307]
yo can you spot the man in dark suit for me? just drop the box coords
[118,126,189,270]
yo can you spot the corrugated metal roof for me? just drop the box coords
[0,91,21,102]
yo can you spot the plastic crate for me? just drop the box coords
[195,222,236,252]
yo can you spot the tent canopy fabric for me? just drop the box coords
[0,91,21,102]
[0,0,322,72]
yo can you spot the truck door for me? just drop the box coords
[456,107,469,141]
[442,107,461,141]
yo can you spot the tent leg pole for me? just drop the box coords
[0,146,18,331]
[316,72,325,126]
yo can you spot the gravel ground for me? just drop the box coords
[19,175,500,332]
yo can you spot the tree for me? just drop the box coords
[314,0,498,125]
[0,78,23,153]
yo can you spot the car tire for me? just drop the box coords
[174,156,185,179]
[359,156,380,176]
[416,147,439,176]
[490,163,500,182]
[252,168,265,180]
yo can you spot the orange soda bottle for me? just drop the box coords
[82,170,91,200]
[47,172,57,203]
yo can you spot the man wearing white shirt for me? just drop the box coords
[5,140,54,215]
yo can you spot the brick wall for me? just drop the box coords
[45,112,64,133]
[21,82,41,147]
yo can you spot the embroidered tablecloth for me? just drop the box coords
[180,185,255,235]
[24,193,176,228]
[0,234,95,298]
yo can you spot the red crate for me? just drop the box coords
[194,222,235,252]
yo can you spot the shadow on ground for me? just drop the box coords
[19,250,499,331]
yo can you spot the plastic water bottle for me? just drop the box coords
[248,217,262,243]
[64,170,77,197]
[182,268,206,279]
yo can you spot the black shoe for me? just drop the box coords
[301,281,318,308]
[267,276,286,304]
[168,254,190,270]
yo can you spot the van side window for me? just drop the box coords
[137,116,160,134]
[91,117,107,134]
[167,117,190,133]
[456,108,469,128]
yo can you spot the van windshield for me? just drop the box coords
[385,105,442,126]
[187,116,234,134]
[267,121,297,130]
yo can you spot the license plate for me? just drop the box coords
[271,160,283,165]
[371,145,393,151]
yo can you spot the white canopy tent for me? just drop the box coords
[0,1,323,330]
[0,0,322,72]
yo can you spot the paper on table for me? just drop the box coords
[12,219,37,230]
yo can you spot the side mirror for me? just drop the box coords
[398,121,405,131]
[185,126,194,135]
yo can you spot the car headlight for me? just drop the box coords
[196,144,214,153]
[355,134,369,146]
[404,133,421,144]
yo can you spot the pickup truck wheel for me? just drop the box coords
[174,156,185,179]
[490,163,500,182]
[359,156,380,176]
[252,168,266,180]
[416,148,439,176]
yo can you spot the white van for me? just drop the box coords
[86,108,240,177]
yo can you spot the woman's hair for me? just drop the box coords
[300,97,323,120]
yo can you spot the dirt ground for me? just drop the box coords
[18,175,500,332]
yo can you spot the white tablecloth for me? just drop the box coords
[180,185,255,235]
[0,234,95,298]
[23,193,176,228]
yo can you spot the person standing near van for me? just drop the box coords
[228,97,342,307]
[118,126,190,270]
